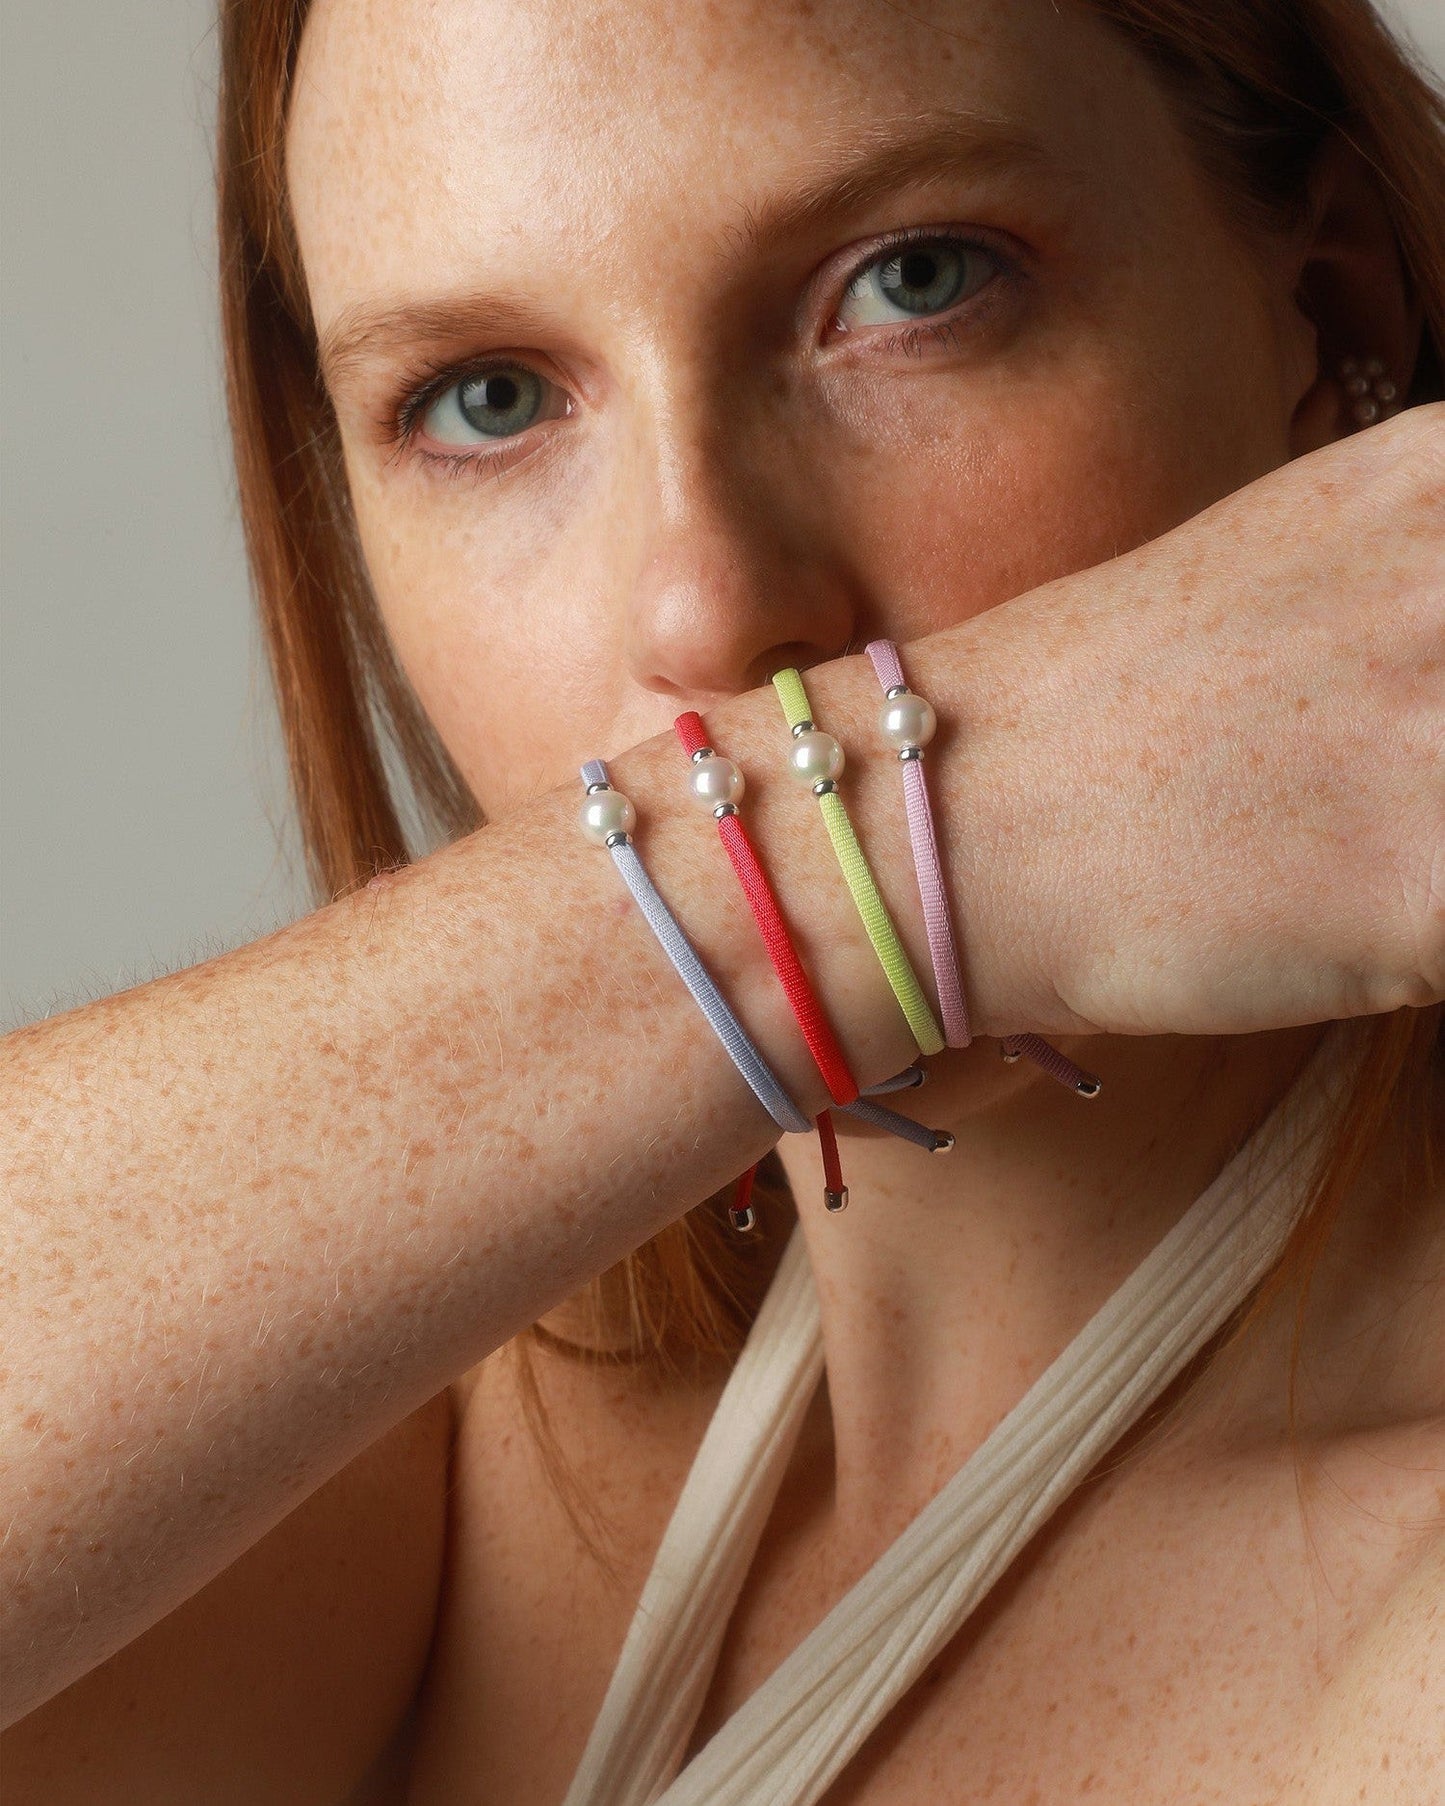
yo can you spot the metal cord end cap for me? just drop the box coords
[728,1205,758,1233]
[930,1131,956,1154]
[812,778,838,797]
[604,831,632,848]
[824,1186,849,1213]
[1076,1077,1102,1099]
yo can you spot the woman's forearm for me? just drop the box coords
[0,650,952,1722]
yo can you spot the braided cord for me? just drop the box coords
[772,670,944,1057]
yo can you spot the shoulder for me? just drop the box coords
[3,1389,454,1805]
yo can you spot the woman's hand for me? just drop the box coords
[909,402,1445,1041]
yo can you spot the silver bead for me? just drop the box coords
[879,689,937,753]
[687,754,745,811]
[787,728,844,787]
[580,787,636,845]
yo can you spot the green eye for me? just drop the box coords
[839,239,998,329]
[421,366,555,445]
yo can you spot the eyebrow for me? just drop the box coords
[317,109,1049,391]
[320,294,552,393]
[718,109,1052,255]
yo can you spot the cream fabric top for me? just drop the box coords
[563,1023,1356,1806]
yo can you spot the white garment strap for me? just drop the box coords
[560,1225,825,1806]
[565,1023,1357,1806]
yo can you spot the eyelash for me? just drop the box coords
[388,224,1005,480]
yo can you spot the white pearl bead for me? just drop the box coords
[787,729,845,787]
[1353,397,1380,426]
[1375,379,1397,403]
[879,691,936,751]
[1363,356,1385,377]
[580,787,636,844]
[688,755,745,810]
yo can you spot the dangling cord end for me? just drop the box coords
[1000,1033,1101,1098]
[729,1163,760,1234]
[817,1111,849,1212]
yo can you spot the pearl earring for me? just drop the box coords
[1338,356,1398,428]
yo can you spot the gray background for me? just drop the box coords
[4,1,1444,1028]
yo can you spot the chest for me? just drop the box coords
[678,1448,1369,1806]
[403,1366,1436,1806]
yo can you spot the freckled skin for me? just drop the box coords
[285,0,1348,1515]
[291,0,1309,821]
[4,0,1440,1793]
[285,0,1445,1800]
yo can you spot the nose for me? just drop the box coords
[622,412,863,704]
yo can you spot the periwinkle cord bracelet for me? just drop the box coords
[581,760,811,1143]
[771,667,945,1058]
[864,639,1101,1099]
[581,760,947,1225]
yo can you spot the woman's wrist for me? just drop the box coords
[599,608,1055,1110]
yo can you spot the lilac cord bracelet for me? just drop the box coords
[864,640,1101,1099]
[865,639,970,1046]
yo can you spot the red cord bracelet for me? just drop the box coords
[676,710,860,1111]
[676,709,861,1210]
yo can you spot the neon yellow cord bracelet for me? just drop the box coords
[772,667,944,1057]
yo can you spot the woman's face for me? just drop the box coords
[287,0,1315,820]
